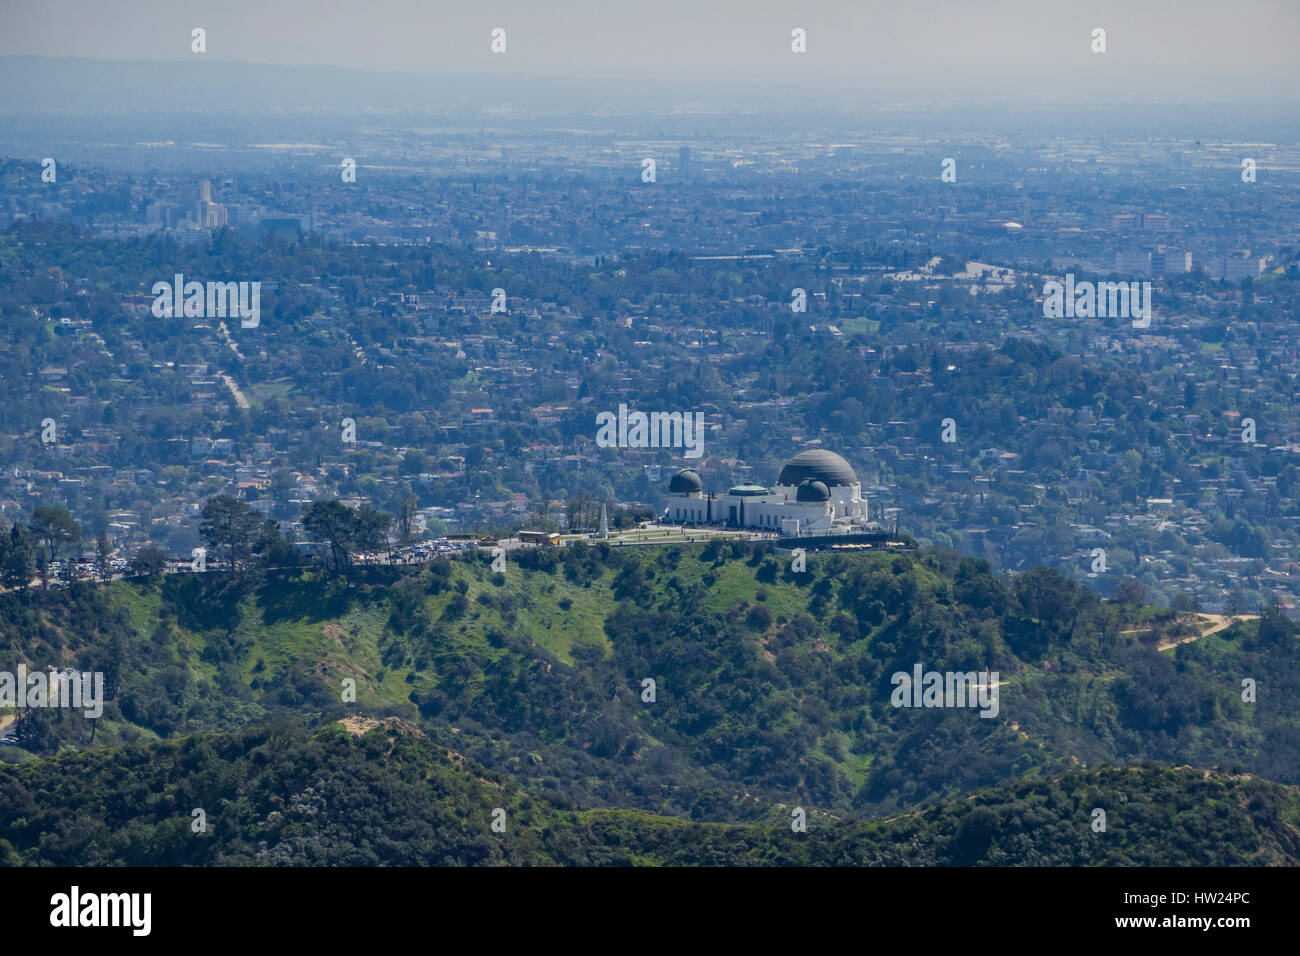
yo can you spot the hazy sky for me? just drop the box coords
[2,0,1298,101]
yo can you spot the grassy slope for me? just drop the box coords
[2,545,1296,824]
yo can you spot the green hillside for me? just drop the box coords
[2,718,1296,866]
[2,542,1298,836]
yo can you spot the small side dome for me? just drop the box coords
[796,479,830,503]
[668,469,703,494]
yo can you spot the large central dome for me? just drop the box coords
[777,449,858,488]
[668,469,703,494]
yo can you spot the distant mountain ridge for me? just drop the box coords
[3,56,1298,140]
[0,54,630,113]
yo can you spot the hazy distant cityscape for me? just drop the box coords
[2,96,1299,615]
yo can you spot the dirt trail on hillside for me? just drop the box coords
[1157,613,1259,651]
